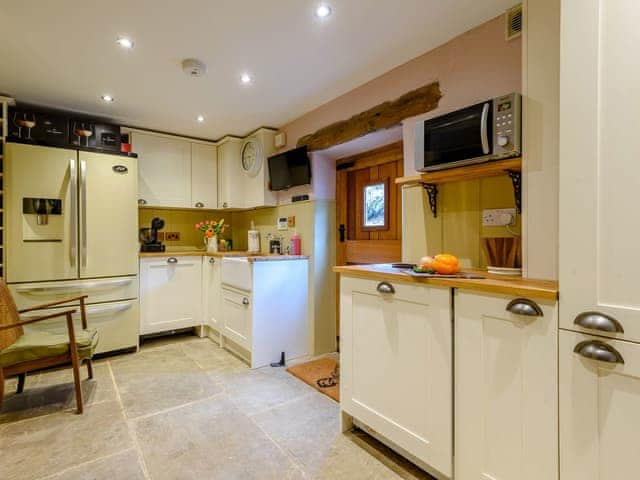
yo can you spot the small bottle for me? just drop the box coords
[290,230,301,256]
[247,220,260,254]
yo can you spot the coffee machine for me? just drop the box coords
[139,217,166,252]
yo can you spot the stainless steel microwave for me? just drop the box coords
[415,93,521,172]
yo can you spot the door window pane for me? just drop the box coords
[364,182,386,228]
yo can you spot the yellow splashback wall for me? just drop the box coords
[138,208,232,249]
[403,175,521,269]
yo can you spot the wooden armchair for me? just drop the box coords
[0,280,99,414]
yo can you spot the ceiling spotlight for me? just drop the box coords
[197,115,205,123]
[116,36,134,49]
[315,4,332,18]
[240,73,253,85]
[101,94,114,103]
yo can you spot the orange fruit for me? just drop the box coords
[432,254,460,275]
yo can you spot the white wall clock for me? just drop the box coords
[241,137,263,177]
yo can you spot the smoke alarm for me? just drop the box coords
[182,58,207,77]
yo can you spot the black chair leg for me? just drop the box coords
[16,373,26,394]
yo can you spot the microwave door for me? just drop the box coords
[423,101,492,170]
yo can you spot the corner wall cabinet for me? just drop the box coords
[131,131,217,209]
[218,129,277,209]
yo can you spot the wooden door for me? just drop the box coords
[560,330,640,480]
[340,276,452,478]
[559,0,640,343]
[336,142,403,266]
[455,290,558,480]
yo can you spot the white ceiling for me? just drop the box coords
[0,0,514,140]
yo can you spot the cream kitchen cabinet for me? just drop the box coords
[220,286,251,351]
[454,290,558,480]
[132,131,217,209]
[133,131,192,208]
[191,142,218,209]
[560,330,640,480]
[217,136,244,209]
[139,256,202,335]
[202,256,222,333]
[559,0,640,343]
[339,276,452,479]
[242,129,277,208]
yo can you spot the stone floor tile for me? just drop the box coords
[252,392,340,473]
[133,395,303,480]
[0,401,132,480]
[43,449,145,480]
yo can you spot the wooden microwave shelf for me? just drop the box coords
[395,157,523,218]
[395,157,521,186]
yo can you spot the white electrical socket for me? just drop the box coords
[482,208,517,227]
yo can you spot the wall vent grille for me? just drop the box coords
[506,4,523,40]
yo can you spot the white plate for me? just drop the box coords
[487,266,522,276]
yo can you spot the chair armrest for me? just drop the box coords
[0,309,78,331]
[19,295,89,313]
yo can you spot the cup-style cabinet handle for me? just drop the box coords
[574,340,625,365]
[242,297,250,306]
[376,282,395,294]
[506,298,544,317]
[209,257,215,264]
[574,311,624,334]
[138,199,147,205]
[195,202,204,208]
[222,202,228,208]
[167,257,178,264]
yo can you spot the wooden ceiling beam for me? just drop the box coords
[297,81,441,152]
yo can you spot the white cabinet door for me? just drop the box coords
[340,276,452,478]
[217,138,244,209]
[454,291,558,480]
[560,330,640,480]
[139,257,202,335]
[132,132,192,208]
[221,286,251,350]
[559,0,640,343]
[202,256,222,331]
[191,143,217,209]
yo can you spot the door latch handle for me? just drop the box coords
[339,224,346,243]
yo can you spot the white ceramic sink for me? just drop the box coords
[221,257,252,291]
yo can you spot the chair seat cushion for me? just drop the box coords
[0,328,99,368]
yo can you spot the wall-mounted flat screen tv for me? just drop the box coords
[268,146,311,191]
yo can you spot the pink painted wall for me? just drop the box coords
[276,14,521,197]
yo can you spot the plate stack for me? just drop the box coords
[482,237,522,276]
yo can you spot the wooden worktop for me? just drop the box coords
[138,250,309,261]
[138,250,249,258]
[333,264,558,300]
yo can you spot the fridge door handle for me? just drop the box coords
[80,159,88,269]
[69,158,78,270]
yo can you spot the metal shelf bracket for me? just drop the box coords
[507,170,522,213]
[423,183,438,218]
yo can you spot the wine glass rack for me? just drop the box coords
[0,96,16,280]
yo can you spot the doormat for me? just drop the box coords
[286,357,339,402]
